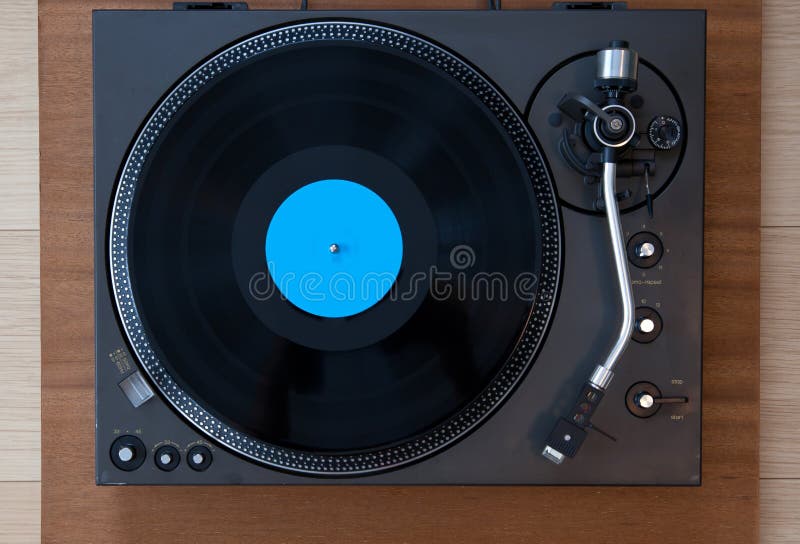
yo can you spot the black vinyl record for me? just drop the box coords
[109,21,561,475]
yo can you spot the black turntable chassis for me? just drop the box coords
[94,8,704,485]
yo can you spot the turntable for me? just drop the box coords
[94,3,705,484]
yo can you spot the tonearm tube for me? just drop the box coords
[542,41,639,465]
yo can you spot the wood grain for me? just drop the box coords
[761,229,800,478]
[0,231,40,484]
[761,480,800,543]
[0,333,41,482]
[0,0,39,231]
[762,0,800,227]
[0,231,40,337]
[38,1,761,543]
[0,482,41,544]
[0,3,42,542]
[759,2,800,540]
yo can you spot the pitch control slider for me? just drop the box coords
[543,41,638,464]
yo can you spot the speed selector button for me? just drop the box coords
[111,435,146,471]
[154,445,180,472]
[187,445,213,471]
[626,231,663,268]
[633,306,662,343]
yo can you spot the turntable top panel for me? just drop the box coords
[40,0,760,541]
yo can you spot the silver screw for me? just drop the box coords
[609,117,624,131]
[329,243,339,254]
[564,434,572,442]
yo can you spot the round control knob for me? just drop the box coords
[635,242,656,258]
[110,435,146,471]
[627,231,664,269]
[633,306,663,343]
[638,317,655,334]
[626,382,662,418]
[626,382,689,418]
[636,393,655,409]
[187,445,213,472]
[118,446,134,462]
[648,115,682,150]
[154,444,180,472]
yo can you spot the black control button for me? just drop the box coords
[187,445,212,471]
[626,231,663,268]
[633,306,663,343]
[626,382,688,418]
[110,435,146,471]
[154,444,180,472]
[648,115,682,150]
[626,382,662,418]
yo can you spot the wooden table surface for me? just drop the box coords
[0,0,797,541]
